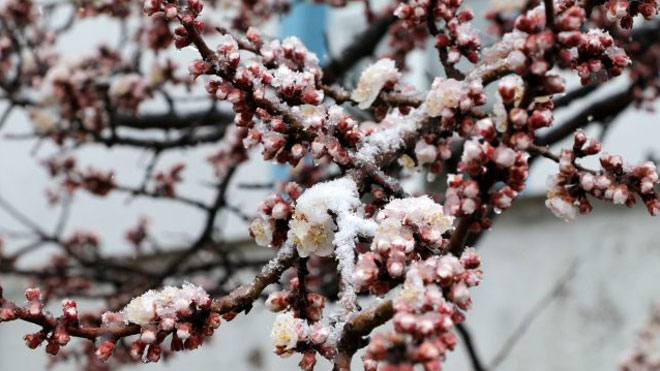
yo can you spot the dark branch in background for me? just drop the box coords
[456,323,487,371]
[426,0,465,80]
[552,83,601,109]
[113,108,233,130]
[322,14,397,84]
[536,86,633,148]
[488,260,579,370]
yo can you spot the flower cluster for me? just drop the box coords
[354,196,454,290]
[413,135,453,181]
[265,277,331,361]
[43,157,116,201]
[250,182,303,248]
[94,283,222,362]
[546,130,660,221]
[152,163,186,198]
[602,0,658,29]
[424,78,485,123]
[363,249,482,370]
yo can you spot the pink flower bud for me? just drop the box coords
[265,291,289,312]
[95,341,115,362]
[310,323,330,345]
[299,352,317,371]
[394,312,417,333]
[53,325,70,346]
[164,4,178,19]
[146,344,162,362]
[45,339,60,355]
[130,340,147,360]
[207,312,221,329]
[24,331,46,349]
[61,299,78,320]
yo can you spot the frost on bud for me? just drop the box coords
[24,331,46,349]
[143,0,162,16]
[121,283,209,326]
[61,299,78,320]
[0,305,17,321]
[425,78,483,118]
[545,180,578,222]
[25,288,42,316]
[53,325,70,346]
[96,341,115,362]
[146,344,162,362]
[351,59,401,109]
[299,352,317,371]
[309,322,329,345]
[141,328,157,344]
[130,340,147,360]
[164,4,178,19]
[176,322,192,340]
[265,291,290,312]
[493,146,516,168]
[207,312,221,329]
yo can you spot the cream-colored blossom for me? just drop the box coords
[270,311,306,351]
[121,283,209,325]
[351,58,401,109]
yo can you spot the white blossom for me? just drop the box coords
[270,311,307,351]
[424,78,473,118]
[545,193,578,222]
[250,217,274,247]
[351,59,401,109]
[288,178,362,257]
[377,196,454,236]
[121,283,209,325]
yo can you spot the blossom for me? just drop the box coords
[249,217,274,247]
[378,196,453,234]
[424,78,483,118]
[270,311,307,351]
[351,59,401,109]
[288,178,361,257]
[545,192,578,222]
[121,283,209,325]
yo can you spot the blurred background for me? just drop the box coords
[1,0,659,370]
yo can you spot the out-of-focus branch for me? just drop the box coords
[456,323,488,371]
[488,260,579,370]
[322,14,397,84]
[536,87,633,147]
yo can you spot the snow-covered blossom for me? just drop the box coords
[424,78,483,118]
[270,311,307,352]
[288,178,362,257]
[545,191,578,222]
[377,196,453,238]
[351,59,401,109]
[121,283,210,325]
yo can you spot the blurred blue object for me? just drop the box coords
[274,2,328,180]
